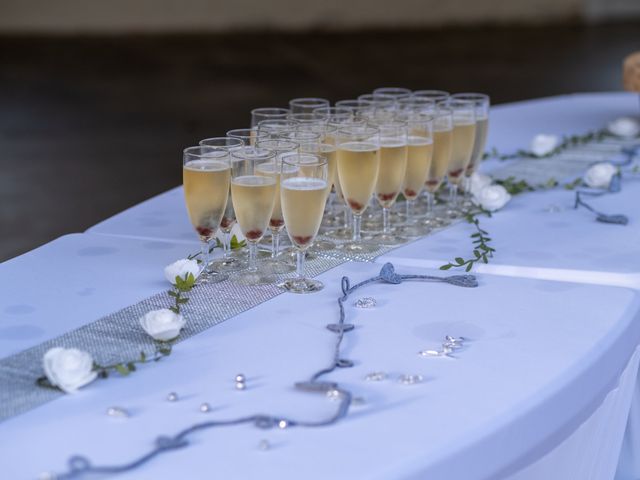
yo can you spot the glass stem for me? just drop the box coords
[382,207,390,234]
[406,199,414,223]
[449,183,458,209]
[343,208,349,229]
[296,249,305,279]
[352,214,362,242]
[271,230,280,258]
[200,240,210,275]
[248,242,257,272]
[427,192,434,218]
[223,231,231,258]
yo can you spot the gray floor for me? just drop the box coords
[1,22,638,261]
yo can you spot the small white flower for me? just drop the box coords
[139,309,185,342]
[584,162,618,189]
[467,172,492,196]
[473,185,511,212]
[43,347,97,393]
[530,134,560,157]
[608,117,640,138]
[164,259,199,285]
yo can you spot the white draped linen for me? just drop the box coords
[0,92,639,480]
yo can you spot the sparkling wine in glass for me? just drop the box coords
[372,120,408,245]
[278,153,328,293]
[255,139,300,273]
[335,125,380,253]
[441,99,476,216]
[398,114,433,236]
[230,146,277,285]
[183,146,231,283]
[422,105,453,228]
[452,93,491,208]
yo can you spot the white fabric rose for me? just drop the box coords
[583,162,618,189]
[530,134,560,157]
[608,117,640,138]
[473,185,511,212]
[43,347,97,393]
[164,259,200,285]
[139,309,186,342]
[467,172,492,196]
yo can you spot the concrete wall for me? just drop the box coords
[0,0,587,33]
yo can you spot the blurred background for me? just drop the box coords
[1,0,639,261]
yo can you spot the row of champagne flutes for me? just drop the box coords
[182,87,490,294]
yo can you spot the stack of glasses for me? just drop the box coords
[181,88,490,294]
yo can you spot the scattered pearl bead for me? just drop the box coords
[199,403,211,413]
[235,374,246,383]
[277,420,288,429]
[235,381,246,391]
[106,406,129,418]
[166,392,179,402]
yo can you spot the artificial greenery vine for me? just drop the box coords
[484,129,608,161]
[440,208,495,272]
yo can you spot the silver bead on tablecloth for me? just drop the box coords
[235,374,246,383]
[166,392,179,402]
[277,420,288,429]
[106,406,129,418]
[364,371,387,382]
[354,297,377,309]
[398,374,424,385]
[199,403,211,413]
[235,381,246,391]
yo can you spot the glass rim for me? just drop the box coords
[198,136,244,148]
[335,124,380,136]
[280,152,328,168]
[289,97,331,106]
[251,107,290,116]
[451,92,490,102]
[230,145,276,161]
[255,138,300,151]
[372,87,412,98]
[413,89,450,97]
[226,128,269,140]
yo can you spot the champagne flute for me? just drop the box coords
[372,120,409,245]
[335,125,380,253]
[230,146,278,285]
[183,146,231,283]
[311,106,354,126]
[287,112,327,127]
[289,97,330,114]
[397,114,434,236]
[278,153,328,293]
[357,94,396,122]
[335,99,374,120]
[199,136,244,151]
[372,87,412,101]
[210,191,247,272]
[422,105,453,228]
[440,99,476,216]
[452,93,491,208]
[397,96,435,115]
[257,119,300,139]
[227,128,269,146]
[255,139,300,273]
[251,108,290,129]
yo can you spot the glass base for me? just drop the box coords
[278,277,324,294]
[260,258,296,274]
[197,270,229,284]
[337,241,379,254]
[325,227,352,240]
[232,271,276,286]
[371,232,407,246]
[312,239,337,252]
[210,256,247,273]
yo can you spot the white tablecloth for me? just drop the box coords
[2,91,640,480]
